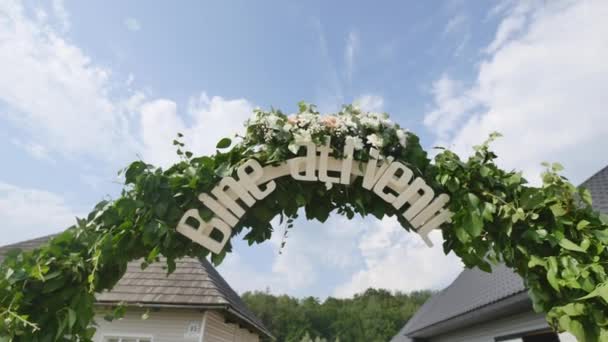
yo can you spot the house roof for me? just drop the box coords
[393,164,608,340]
[0,236,272,339]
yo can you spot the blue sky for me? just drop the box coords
[1,0,607,298]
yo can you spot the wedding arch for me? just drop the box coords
[1,103,607,341]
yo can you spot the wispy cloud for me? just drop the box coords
[124,17,141,32]
[0,182,78,245]
[425,0,608,184]
[334,218,462,297]
[344,30,359,83]
[138,92,253,167]
[312,18,343,111]
[354,94,384,112]
[443,13,467,35]
[52,0,70,31]
[11,139,55,163]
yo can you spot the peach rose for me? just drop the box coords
[321,116,339,129]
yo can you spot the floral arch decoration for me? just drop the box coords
[1,103,608,341]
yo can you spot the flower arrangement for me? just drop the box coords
[243,102,409,161]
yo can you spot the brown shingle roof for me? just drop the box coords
[0,236,272,339]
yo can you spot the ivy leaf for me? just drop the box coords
[547,257,560,292]
[600,213,608,225]
[580,188,593,206]
[552,162,564,172]
[528,255,546,269]
[67,308,76,329]
[576,220,590,230]
[506,173,522,185]
[567,319,587,342]
[466,193,480,208]
[453,226,470,243]
[550,203,567,217]
[216,138,232,149]
[579,283,608,303]
[559,238,586,253]
[561,303,586,316]
[592,229,608,244]
[481,202,495,221]
[125,161,148,184]
[463,211,483,237]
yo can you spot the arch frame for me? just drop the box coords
[1,104,607,341]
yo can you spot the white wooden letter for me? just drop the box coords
[340,138,355,184]
[176,209,232,254]
[211,177,255,218]
[288,143,318,181]
[393,177,435,221]
[372,162,414,204]
[362,148,391,190]
[410,194,450,228]
[199,193,239,227]
[237,159,276,200]
[416,209,453,247]
[318,139,340,184]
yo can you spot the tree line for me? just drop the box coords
[241,288,433,342]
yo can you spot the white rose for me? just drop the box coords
[283,123,293,132]
[288,143,300,154]
[298,113,317,125]
[366,134,384,148]
[294,130,312,145]
[360,116,380,129]
[396,129,408,147]
[345,136,364,150]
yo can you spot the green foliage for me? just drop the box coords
[242,288,432,342]
[0,104,607,340]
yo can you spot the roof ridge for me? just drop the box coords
[579,164,608,187]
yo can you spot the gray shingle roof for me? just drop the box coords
[394,264,526,338]
[395,164,608,339]
[0,236,272,339]
[582,165,608,213]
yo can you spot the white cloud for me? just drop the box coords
[425,0,608,184]
[443,14,467,35]
[221,213,463,298]
[124,17,141,32]
[334,218,463,297]
[354,94,384,112]
[52,0,70,31]
[217,251,281,295]
[220,214,366,296]
[424,75,476,141]
[344,30,359,83]
[0,0,254,169]
[0,182,78,245]
[11,139,55,162]
[312,18,343,112]
[268,216,363,291]
[0,0,138,162]
[485,2,534,53]
[138,93,254,167]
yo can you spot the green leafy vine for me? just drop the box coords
[1,103,607,341]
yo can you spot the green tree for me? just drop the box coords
[242,288,433,342]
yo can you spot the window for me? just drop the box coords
[103,336,152,342]
[184,321,201,337]
[496,330,577,342]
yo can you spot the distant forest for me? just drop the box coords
[241,288,433,342]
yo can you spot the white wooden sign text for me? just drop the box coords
[176,139,452,253]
